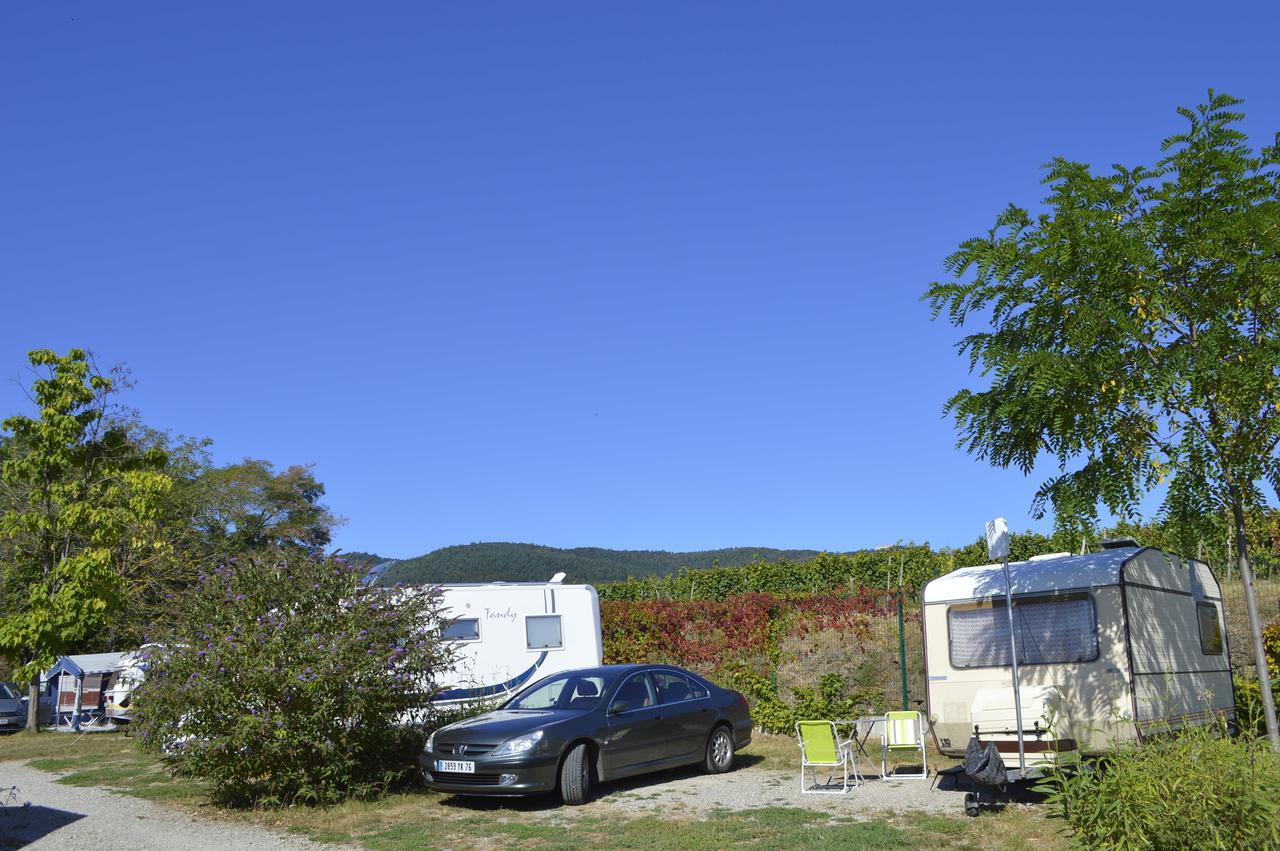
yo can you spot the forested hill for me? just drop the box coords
[373,543,824,585]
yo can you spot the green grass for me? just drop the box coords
[19,736,209,802]
[356,807,915,851]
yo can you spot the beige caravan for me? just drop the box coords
[922,544,1234,765]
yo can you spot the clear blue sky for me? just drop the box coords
[4,2,1279,558]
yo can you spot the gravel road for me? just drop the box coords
[0,762,346,851]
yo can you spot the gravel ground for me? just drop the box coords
[0,757,968,849]
[585,763,965,818]
[0,762,350,851]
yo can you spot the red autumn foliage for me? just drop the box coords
[600,589,901,671]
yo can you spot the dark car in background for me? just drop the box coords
[0,682,26,732]
[422,664,752,804]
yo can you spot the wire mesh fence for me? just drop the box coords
[775,602,925,714]
[1222,577,1280,673]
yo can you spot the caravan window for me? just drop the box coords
[442,618,480,642]
[948,594,1098,668]
[525,615,563,650]
[1197,603,1224,655]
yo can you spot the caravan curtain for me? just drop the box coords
[948,596,1098,668]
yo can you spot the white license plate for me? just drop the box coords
[436,760,475,773]
[0,718,14,725]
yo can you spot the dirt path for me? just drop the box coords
[0,762,348,851]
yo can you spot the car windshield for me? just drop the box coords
[506,673,612,711]
[0,682,20,700]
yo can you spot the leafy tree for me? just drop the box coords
[133,554,454,806]
[99,428,341,647]
[189,459,337,557]
[0,349,170,729]
[926,91,1280,747]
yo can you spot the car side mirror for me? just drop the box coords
[609,700,630,716]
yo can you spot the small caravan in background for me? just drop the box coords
[922,543,1234,764]
[105,647,152,723]
[433,573,603,704]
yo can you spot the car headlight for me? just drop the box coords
[426,730,437,753]
[490,730,544,757]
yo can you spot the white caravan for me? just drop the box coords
[433,575,603,704]
[922,544,1234,765]
[105,647,153,723]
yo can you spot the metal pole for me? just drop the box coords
[898,554,908,711]
[73,674,84,732]
[1002,555,1026,773]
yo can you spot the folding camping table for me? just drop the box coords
[835,714,939,778]
[830,717,883,777]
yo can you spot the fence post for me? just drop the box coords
[898,554,908,711]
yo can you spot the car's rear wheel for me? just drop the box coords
[705,725,735,773]
[559,742,593,805]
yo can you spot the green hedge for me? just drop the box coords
[597,532,1080,601]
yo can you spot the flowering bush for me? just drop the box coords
[132,555,455,807]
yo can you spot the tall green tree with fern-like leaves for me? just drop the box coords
[926,91,1280,748]
[0,349,171,730]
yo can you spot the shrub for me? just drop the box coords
[725,666,870,734]
[1036,719,1280,849]
[601,590,916,730]
[132,555,455,807]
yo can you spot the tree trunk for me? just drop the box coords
[26,676,39,732]
[1230,497,1280,751]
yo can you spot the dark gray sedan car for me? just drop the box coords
[0,682,26,732]
[421,664,752,804]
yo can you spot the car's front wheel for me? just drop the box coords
[559,742,593,805]
[704,725,735,773]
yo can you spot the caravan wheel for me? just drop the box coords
[964,792,980,817]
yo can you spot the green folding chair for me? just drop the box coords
[881,710,927,779]
[796,720,860,793]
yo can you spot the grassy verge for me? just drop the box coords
[0,731,1061,850]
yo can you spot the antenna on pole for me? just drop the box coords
[986,517,1025,775]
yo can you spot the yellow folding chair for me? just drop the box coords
[881,710,927,778]
[796,720,860,793]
